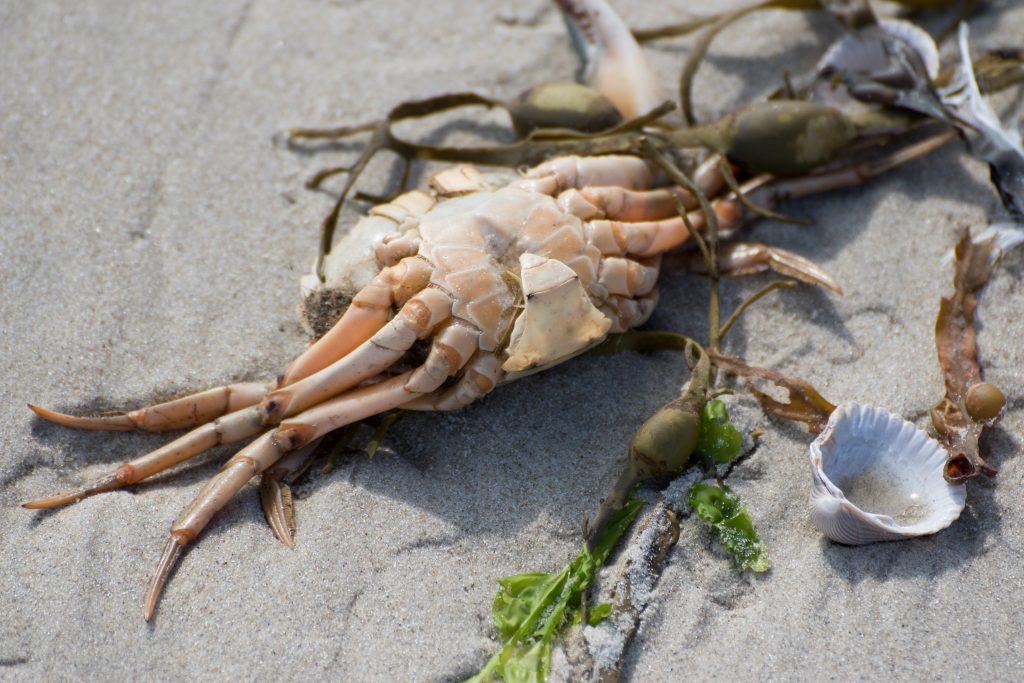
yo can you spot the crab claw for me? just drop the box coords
[257,438,323,548]
[555,0,665,118]
[259,476,296,549]
[686,242,843,295]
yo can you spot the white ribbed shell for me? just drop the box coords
[808,403,966,545]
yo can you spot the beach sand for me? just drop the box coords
[2,1,1021,680]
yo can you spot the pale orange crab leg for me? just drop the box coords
[686,242,844,294]
[21,281,443,511]
[514,155,656,196]
[586,194,748,259]
[572,155,728,221]
[260,287,454,423]
[145,323,480,620]
[24,258,437,510]
[279,256,433,385]
[23,403,269,509]
[404,352,506,411]
[27,382,268,433]
[143,374,418,620]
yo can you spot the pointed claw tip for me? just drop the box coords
[26,403,136,431]
[144,536,187,624]
[267,509,297,549]
[26,403,77,427]
[22,494,70,510]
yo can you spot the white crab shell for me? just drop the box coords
[808,403,967,545]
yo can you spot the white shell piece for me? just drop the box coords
[818,18,940,81]
[429,164,491,196]
[304,190,435,298]
[501,253,611,374]
[808,403,966,545]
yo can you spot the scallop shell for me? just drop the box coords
[808,403,966,545]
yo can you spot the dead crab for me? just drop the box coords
[23,0,955,620]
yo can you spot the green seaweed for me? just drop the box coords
[467,499,645,683]
[688,482,768,572]
[694,399,743,466]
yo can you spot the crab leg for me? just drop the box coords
[27,382,268,433]
[685,242,844,294]
[22,282,444,510]
[261,287,453,423]
[602,291,660,332]
[264,324,478,547]
[27,257,430,431]
[145,325,479,619]
[584,195,743,258]
[280,256,433,385]
[23,403,269,509]
[756,128,956,202]
[515,155,656,196]
[596,255,660,297]
[570,155,729,221]
[143,374,418,620]
[594,129,954,259]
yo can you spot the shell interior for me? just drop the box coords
[808,403,966,545]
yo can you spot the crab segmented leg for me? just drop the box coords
[144,323,480,619]
[597,255,661,297]
[280,256,433,385]
[28,382,269,433]
[596,291,660,333]
[764,128,956,202]
[143,376,418,619]
[570,155,729,222]
[23,403,271,509]
[23,263,449,512]
[579,183,753,260]
[714,242,843,294]
[574,185,699,222]
[262,286,454,422]
[514,155,656,196]
[405,352,506,411]
[261,349,449,550]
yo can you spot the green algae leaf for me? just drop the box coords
[694,399,743,465]
[467,499,645,682]
[688,481,768,572]
[499,640,551,683]
[591,498,645,565]
[492,572,568,641]
[587,602,612,625]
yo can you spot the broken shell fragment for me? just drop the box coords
[808,403,966,545]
